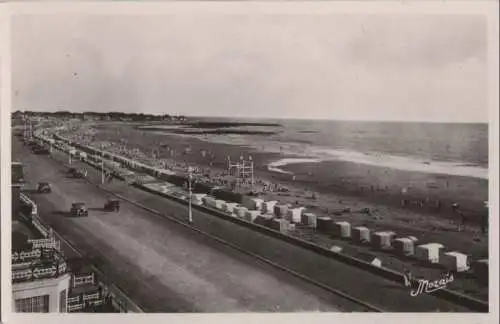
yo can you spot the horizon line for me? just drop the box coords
[16,109,488,124]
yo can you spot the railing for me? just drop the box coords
[12,249,41,262]
[73,273,95,287]
[12,262,67,282]
[68,298,103,312]
[20,193,37,216]
[28,237,60,251]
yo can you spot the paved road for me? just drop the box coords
[14,139,364,312]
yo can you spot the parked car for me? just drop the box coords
[70,202,88,217]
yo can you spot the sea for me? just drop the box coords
[148,118,489,180]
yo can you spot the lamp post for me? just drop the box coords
[188,166,193,223]
[101,144,105,184]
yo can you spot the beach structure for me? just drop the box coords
[191,193,207,205]
[317,217,333,232]
[245,210,261,222]
[270,218,290,233]
[472,259,488,285]
[253,214,274,227]
[415,243,444,263]
[393,237,415,256]
[227,156,254,189]
[439,251,469,272]
[372,231,396,249]
[202,196,218,208]
[262,201,278,214]
[301,213,317,228]
[234,206,248,218]
[286,207,305,223]
[332,221,351,238]
[223,202,239,214]
[215,200,226,210]
[352,227,371,243]
[274,204,289,218]
[242,197,264,210]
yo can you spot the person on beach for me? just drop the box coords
[403,268,412,287]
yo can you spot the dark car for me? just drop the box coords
[70,202,88,217]
[104,199,120,212]
[37,182,52,193]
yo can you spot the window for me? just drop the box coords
[59,289,67,312]
[15,295,49,312]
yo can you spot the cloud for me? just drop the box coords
[11,14,489,122]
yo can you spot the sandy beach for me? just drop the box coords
[52,121,489,300]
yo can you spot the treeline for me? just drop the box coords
[12,110,187,122]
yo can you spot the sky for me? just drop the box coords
[12,14,489,122]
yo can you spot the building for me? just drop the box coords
[12,220,71,312]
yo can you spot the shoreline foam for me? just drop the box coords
[267,158,321,175]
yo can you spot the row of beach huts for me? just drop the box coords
[37,131,489,284]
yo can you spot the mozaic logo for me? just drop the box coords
[404,272,454,297]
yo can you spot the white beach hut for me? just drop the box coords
[372,231,396,249]
[352,227,371,243]
[202,196,217,208]
[234,206,248,218]
[254,214,274,227]
[286,207,304,223]
[245,210,261,222]
[274,204,289,218]
[415,243,444,263]
[271,218,290,233]
[333,221,351,238]
[301,213,317,228]
[223,203,239,214]
[191,194,206,205]
[394,237,415,256]
[262,201,278,214]
[440,251,469,272]
[215,200,226,210]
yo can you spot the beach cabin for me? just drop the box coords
[215,200,226,210]
[250,198,265,211]
[242,196,264,210]
[352,227,371,243]
[372,231,396,249]
[415,243,444,264]
[191,194,206,205]
[234,206,248,219]
[270,218,290,233]
[317,217,333,233]
[333,221,351,238]
[245,210,261,222]
[254,214,274,227]
[301,213,317,228]
[394,237,415,256]
[286,207,304,223]
[202,196,217,208]
[274,204,289,218]
[440,251,469,272]
[262,201,278,214]
[223,202,239,214]
[473,259,488,285]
